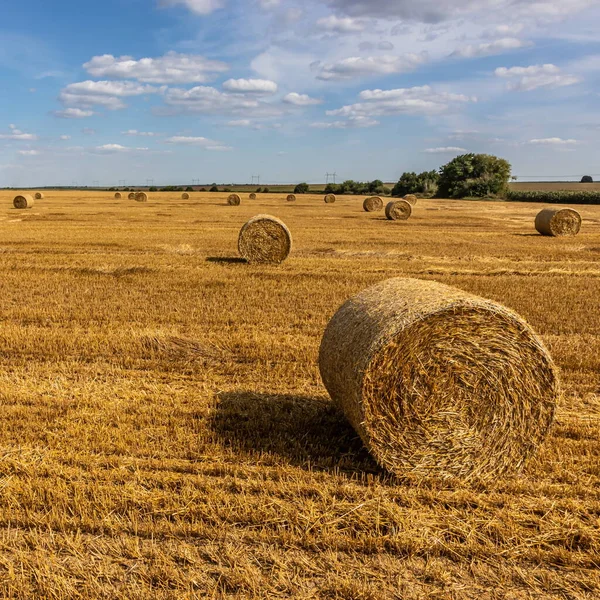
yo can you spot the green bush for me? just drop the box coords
[262,187,270,193]
[507,190,600,204]
[185,186,194,192]
[392,171,439,197]
[294,182,310,194]
[149,186,157,192]
[581,176,594,183]
[209,185,219,192]
[437,154,511,198]
[255,187,262,193]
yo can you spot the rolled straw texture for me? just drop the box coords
[535,208,581,237]
[128,193,136,200]
[385,200,412,221]
[238,214,292,264]
[403,194,418,206]
[249,193,257,200]
[13,195,34,209]
[363,196,384,212]
[35,192,44,200]
[135,192,148,202]
[228,193,241,206]
[319,277,559,482]
[324,194,336,204]
[287,194,296,202]
[114,192,122,199]
[182,193,190,200]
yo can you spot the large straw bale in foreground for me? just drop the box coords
[324,194,336,204]
[35,192,44,200]
[386,200,412,220]
[114,192,122,199]
[228,193,241,206]
[319,277,559,482]
[535,207,581,237]
[403,194,418,206]
[13,195,34,209]
[363,196,383,212]
[238,214,292,264]
[135,192,148,202]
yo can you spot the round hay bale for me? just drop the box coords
[35,192,44,200]
[238,214,292,264]
[114,192,122,199]
[363,196,384,212]
[135,192,148,203]
[249,193,257,200]
[182,192,190,200]
[535,207,581,237]
[228,193,241,206]
[286,194,296,202]
[324,194,336,204]
[319,277,559,482]
[385,200,412,221]
[403,194,418,206]
[128,192,136,200]
[13,194,34,209]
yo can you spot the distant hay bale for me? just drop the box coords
[535,207,581,237]
[324,194,336,204]
[128,192,136,200]
[403,194,418,206]
[363,196,383,212]
[135,192,148,203]
[114,192,122,199]
[319,277,559,482]
[287,194,296,202]
[35,192,44,200]
[182,192,190,200]
[13,194,34,209]
[228,193,241,206]
[238,214,292,264]
[385,200,412,221]
[249,193,257,200]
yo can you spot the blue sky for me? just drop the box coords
[1,0,600,186]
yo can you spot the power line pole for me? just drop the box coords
[146,179,154,187]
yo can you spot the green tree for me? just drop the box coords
[185,186,194,191]
[437,154,511,198]
[324,183,339,195]
[210,185,219,192]
[391,172,421,197]
[294,182,310,194]
[262,187,270,193]
[149,186,157,192]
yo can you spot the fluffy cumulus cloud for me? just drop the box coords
[0,125,38,141]
[122,129,159,136]
[424,146,467,153]
[84,52,228,84]
[53,108,94,119]
[59,81,161,110]
[326,86,475,121]
[165,135,232,150]
[18,150,40,156]
[316,15,365,33]
[451,38,530,59]
[315,53,428,80]
[92,144,149,154]
[283,92,322,106]
[495,64,581,91]
[527,137,578,145]
[158,0,224,15]
[60,135,71,140]
[311,116,379,128]
[222,78,278,94]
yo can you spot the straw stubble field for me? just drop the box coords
[0,190,598,599]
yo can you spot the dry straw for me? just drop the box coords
[386,200,412,220]
[128,192,136,200]
[363,196,384,212]
[249,193,257,200]
[238,214,292,264]
[403,194,418,206]
[324,194,336,204]
[287,194,296,202]
[13,195,34,209]
[182,192,190,200]
[319,277,559,482]
[35,192,44,200]
[535,207,582,237]
[114,192,122,199]
[228,193,241,206]
[135,192,148,203]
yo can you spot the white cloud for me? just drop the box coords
[283,92,322,106]
[91,144,150,154]
[60,135,71,140]
[259,0,280,7]
[60,80,160,110]
[452,38,531,59]
[226,119,252,127]
[424,146,467,153]
[159,0,224,15]
[84,52,228,84]
[316,15,365,33]
[82,128,96,135]
[222,78,278,94]
[495,64,581,91]
[52,108,95,119]
[18,150,40,156]
[165,136,219,146]
[311,116,379,128]
[0,125,38,141]
[527,137,578,145]
[316,53,428,80]
[327,86,474,119]
[206,145,233,151]
[122,129,159,137]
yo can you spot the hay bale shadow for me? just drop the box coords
[206,257,247,264]
[211,391,379,475]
